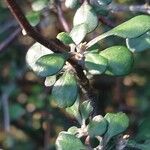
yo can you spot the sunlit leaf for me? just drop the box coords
[68,126,79,135]
[26,42,52,73]
[56,131,86,150]
[100,46,134,76]
[52,71,78,108]
[44,75,56,87]
[26,11,40,26]
[104,112,129,140]
[126,31,150,52]
[88,115,107,137]
[66,98,81,123]
[73,1,98,33]
[31,0,48,11]
[70,24,87,44]
[65,0,79,9]
[84,52,108,75]
[57,32,74,45]
[80,100,93,121]
[35,53,67,77]
[109,15,150,38]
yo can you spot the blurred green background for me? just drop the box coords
[0,0,150,149]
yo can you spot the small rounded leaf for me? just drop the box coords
[65,0,79,9]
[100,46,134,76]
[73,2,98,33]
[26,11,40,26]
[68,126,79,135]
[57,32,74,45]
[70,24,87,45]
[26,42,52,72]
[66,98,81,123]
[84,52,108,75]
[44,75,56,87]
[35,53,67,77]
[80,101,93,121]
[52,71,78,108]
[104,112,129,139]
[56,131,86,150]
[88,115,107,137]
[126,31,150,52]
[110,15,150,38]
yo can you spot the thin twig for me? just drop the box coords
[55,0,70,32]
[0,20,18,34]
[5,0,69,53]
[109,2,150,14]
[0,28,21,53]
[1,93,10,132]
[4,0,100,115]
[4,0,90,88]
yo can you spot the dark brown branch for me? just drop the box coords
[4,0,89,86]
[5,0,69,53]
[55,0,70,32]
[4,0,99,114]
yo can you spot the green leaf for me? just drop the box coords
[44,75,56,87]
[84,52,108,75]
[126,31,150,52]
[88,115,107,137]
[26,42,52,72]
[80,100,93,121]
[100,46,134,76]
[94,5,109,16]
[9,104,25,120]
[91,0,112,6]
[57,32,74,45]
[35,53,67,77]
[56,131,86,150]
[66,98,81,123]
[104,112,129,139]
[73,1,98,33]
[110,15,150,38]
[65,0,79,9]
[136,118,150,141]
[26,11,40,26]
[31,0,48,11]
[68,126,79,135]
[86,15,150,49]
[52,71,78,108]
[70,24,87,44]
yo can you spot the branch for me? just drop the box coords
[4,0,99,115]
[109,2,150,14]
[1,93,10,132]
[5,0,68,53]
[0,28,21,53]
[55,0,70,32]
